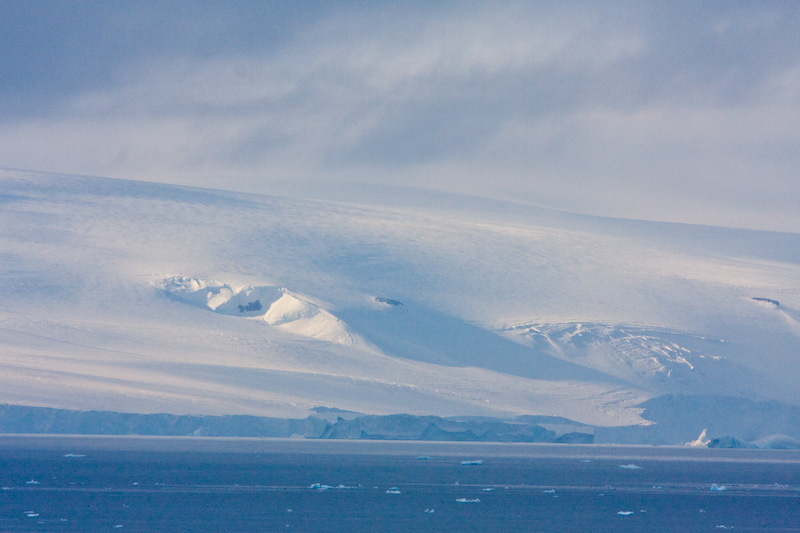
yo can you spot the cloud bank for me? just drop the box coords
[2,1,799,231]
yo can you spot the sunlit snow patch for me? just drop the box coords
[160,276,365,346]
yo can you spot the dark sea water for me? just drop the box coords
[1,436,799,532]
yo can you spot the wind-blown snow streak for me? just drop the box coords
[1,168,799,429]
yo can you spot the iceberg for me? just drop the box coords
[685,428,710,447]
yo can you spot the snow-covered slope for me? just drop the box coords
[1,168,799,432]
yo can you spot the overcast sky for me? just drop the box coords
[2,1,799,231]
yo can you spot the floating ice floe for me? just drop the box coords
[456,498,481,503]
[461,460,483,466]
[617,511,634,516]
[710,484,727,491]
[310,483,333,491]
[618,464,642,470]
[542,489,556,494]
[63,453,86,458]
[386,488,401,494]
[424,509,435,513]
[482,488,494,492]
[25,479,40,485]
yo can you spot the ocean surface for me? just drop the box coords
[1,436,799,531]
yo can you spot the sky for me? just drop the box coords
[2,1,799,232]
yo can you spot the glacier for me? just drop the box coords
[1,168,800,443]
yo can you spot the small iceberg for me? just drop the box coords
[310,483,333,491]
[617,511,634,516]
[482,488,494,492]
[542,489,556,494]
[710,484,727,491]
[424,509,435,513]
[461,460,483,466]
[456,498,481,503]
[63,453,86,458]
[386,488,402,494]
[618,464,642,470]
[25,479,40,485]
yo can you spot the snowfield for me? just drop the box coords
[1,168,799,436]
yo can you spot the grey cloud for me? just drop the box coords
[1,1,799,231]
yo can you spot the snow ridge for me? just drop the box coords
[161,276,365,347]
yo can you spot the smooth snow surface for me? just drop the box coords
[1,169,800,428]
